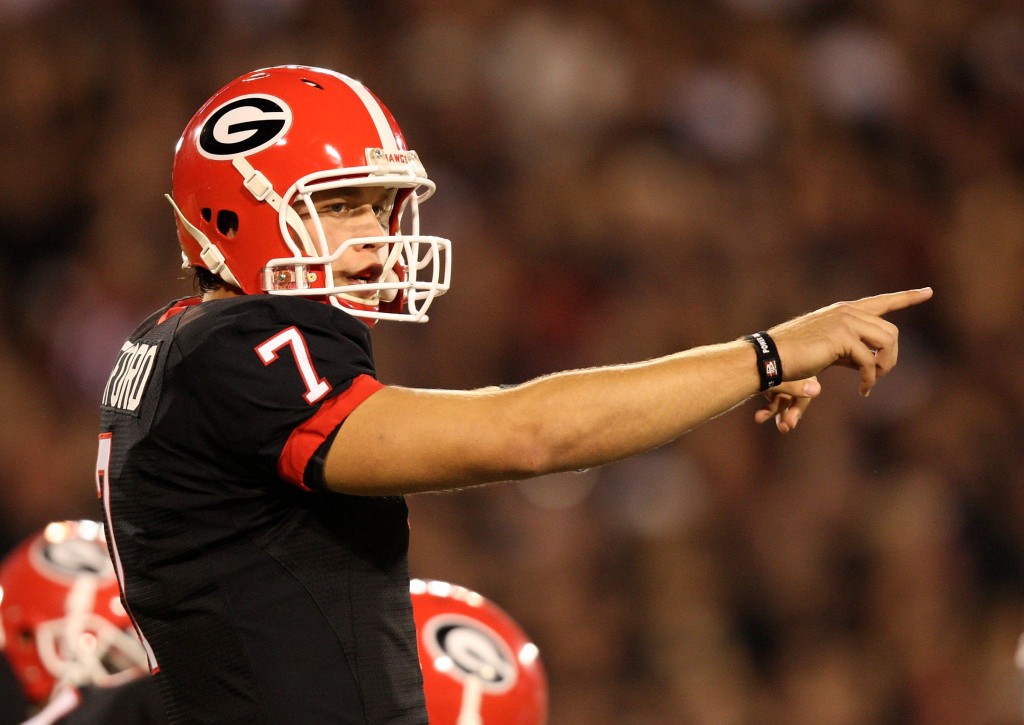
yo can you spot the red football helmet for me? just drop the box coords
[0,520,148,705]
[168,65,451,325]
[411,579,549,725]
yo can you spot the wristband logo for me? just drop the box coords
[746,332,782,390]
[751,332,771,355]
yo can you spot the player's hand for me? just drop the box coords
[753,377,821,432]
[767,287,933,398]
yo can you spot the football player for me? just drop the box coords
[97,64,930,723]
[0,520,164,724]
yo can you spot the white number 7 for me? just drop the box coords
[256,327,332,404]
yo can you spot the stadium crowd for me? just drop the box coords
[1,0,1023,722]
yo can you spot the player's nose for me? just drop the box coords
[350,204,387,238]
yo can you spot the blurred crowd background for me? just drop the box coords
[2,0,1024,722]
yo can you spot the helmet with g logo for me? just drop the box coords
[168,65,451,325]
[410,579,548,725]
[0,521,148,705]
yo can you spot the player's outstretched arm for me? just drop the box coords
[325,287,933,495]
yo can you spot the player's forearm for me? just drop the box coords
[327,339,761,494]
[497,338,760,475]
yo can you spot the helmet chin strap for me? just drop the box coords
[232,156,313,254]
[165,154,312,291]
[164,194,242,288]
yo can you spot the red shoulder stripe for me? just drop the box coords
[277,373,384,489]
[158,296,202,324]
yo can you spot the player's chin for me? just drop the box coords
[335,290,381,311]
[344,284,380,303]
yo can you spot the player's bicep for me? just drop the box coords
[324,385,538,495]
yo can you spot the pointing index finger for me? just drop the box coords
[851,287,933,316]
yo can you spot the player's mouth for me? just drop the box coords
[344,264,384,295]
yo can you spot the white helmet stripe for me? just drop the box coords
[335,73,400,152]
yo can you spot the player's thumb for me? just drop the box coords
[767,377,821,400]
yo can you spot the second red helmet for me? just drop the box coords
[411,579,549,725]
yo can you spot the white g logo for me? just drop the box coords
[423,615,519,693]
[198,94,292,159]
[38,538,114,580]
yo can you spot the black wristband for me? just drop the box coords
[744,331,783,391]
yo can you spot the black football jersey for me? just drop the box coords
[24,679,167,725]
[0,652,27,725]
[97,295,426,725]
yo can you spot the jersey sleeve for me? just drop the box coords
[277,372,382,488]
[162,297,383,491]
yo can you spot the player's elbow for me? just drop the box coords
[456,388,587,482]
[486,421,576,481]
[501,437,557,480]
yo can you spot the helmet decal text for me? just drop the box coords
[198,94,292,159]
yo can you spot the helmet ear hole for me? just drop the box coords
[216,210,239,238]
[201,208,212,222]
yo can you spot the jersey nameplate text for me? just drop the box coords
[102,339,161,415]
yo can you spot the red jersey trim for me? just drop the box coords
[278,373,384,490]
[158,296,202,324]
